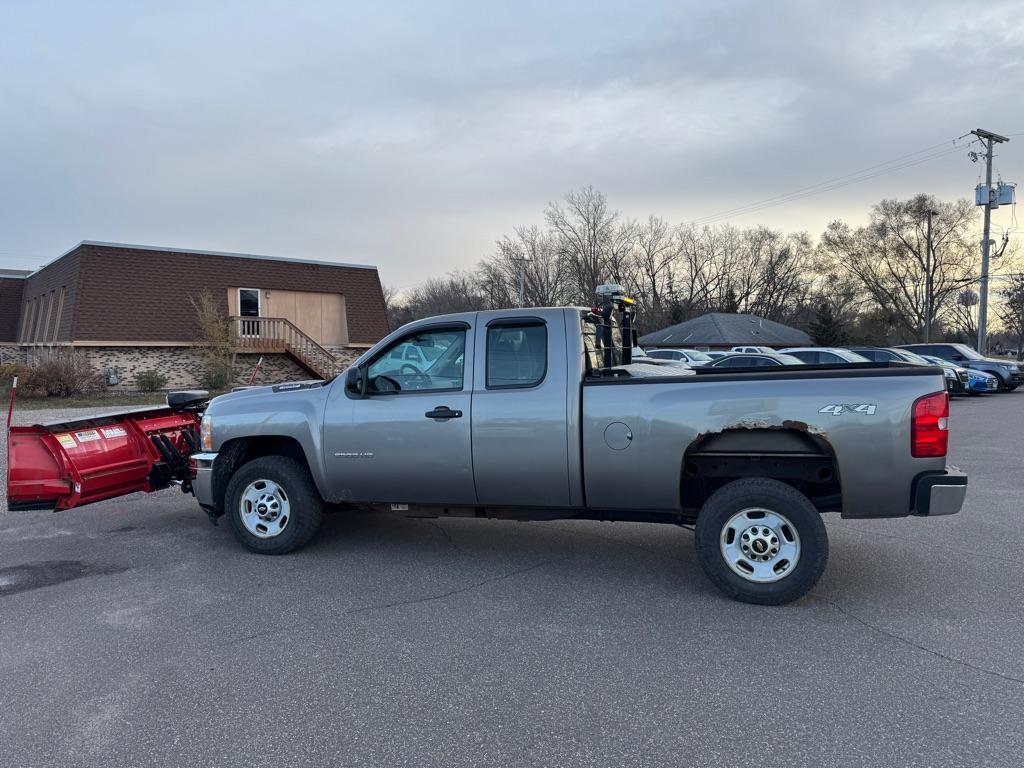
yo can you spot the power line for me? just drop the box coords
[693,147,969,225]
[687,137,978,227]
[690,144,971,225]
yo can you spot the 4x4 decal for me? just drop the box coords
[818,403,877,416]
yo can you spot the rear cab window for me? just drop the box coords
[486,322,547,388]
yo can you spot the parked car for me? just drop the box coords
[709,352,804,368]
[731,345,776,354]
[848,347,968,396]
[966,367,1000,395]
[630,347,691,369]
[645,348,713,366]
[8,306,967,606]
[897,343,1023,392]
[779,347,871,365]
[919,355,995,395]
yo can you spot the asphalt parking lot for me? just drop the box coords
[1,392,1022,767]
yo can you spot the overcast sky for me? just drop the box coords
[1,1,1022,288]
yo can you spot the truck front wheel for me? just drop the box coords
[225,456,324,554]
[694,478,828,605]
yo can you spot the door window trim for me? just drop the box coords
[484,319,548,390]
[361,322,470,396]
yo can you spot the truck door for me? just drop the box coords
[471,314,571,507]
[322,322,477,505]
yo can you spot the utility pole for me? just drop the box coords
[972,128,1009,353]
[924,208,939,342]
[514,255,531,308]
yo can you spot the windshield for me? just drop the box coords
[953,343,984,360]
[898,350,931,365]
[682,349,712,361]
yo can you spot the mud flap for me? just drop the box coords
[6,408,200,511]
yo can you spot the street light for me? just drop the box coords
[924,208,940,342]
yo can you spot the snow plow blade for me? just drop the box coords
[6,393,205,512]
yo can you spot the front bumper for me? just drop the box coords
[189,452,219,510]
[911,467,968,516]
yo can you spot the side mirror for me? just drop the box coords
[345,366,367,397]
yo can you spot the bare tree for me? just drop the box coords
[948,289,979,344]
[819,195,979,341]
[632,215,678,327]
[545,186,636,303]
[479,225,568,308]
[996,275,1024,359]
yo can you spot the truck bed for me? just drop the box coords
[581,363,947,519]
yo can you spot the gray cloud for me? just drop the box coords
[1,0,1021,288]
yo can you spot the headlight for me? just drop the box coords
[1001,364,1015,372]
[200,414,213,451]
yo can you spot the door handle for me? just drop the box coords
[425,406,462,420]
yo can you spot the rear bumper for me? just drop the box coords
[189,452,219,510]
[911,467,968,516]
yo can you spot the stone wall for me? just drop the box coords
[0,346,27,366]
[7,345,367,391]
[325,346,365,368]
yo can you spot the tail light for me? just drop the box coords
[912,391,949,458]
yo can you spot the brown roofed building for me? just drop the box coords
[3,241,390,388]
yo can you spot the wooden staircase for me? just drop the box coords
[230,316,343,380]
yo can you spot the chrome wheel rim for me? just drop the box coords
[720,507,801,583]
[239,479,290,539]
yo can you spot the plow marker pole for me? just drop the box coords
[6,375,16,431]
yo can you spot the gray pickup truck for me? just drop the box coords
[187,306,967,605]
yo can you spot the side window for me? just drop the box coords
[798,351,821,364]
[486,323,547,389]
[367,328,466,393]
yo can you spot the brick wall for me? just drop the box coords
[0,278,26,342]
[0,345,27,365]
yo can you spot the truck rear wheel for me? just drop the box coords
[225,456,323,554]
[694,478,828,605]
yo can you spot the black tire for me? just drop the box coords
[988,370,1013,393]
[225,456,323,554]
[694,478,828,605]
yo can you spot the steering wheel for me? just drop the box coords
[400,363,431,385]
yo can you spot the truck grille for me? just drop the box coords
[957,370,968,383]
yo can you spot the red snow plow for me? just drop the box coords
[6,391,207,512]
